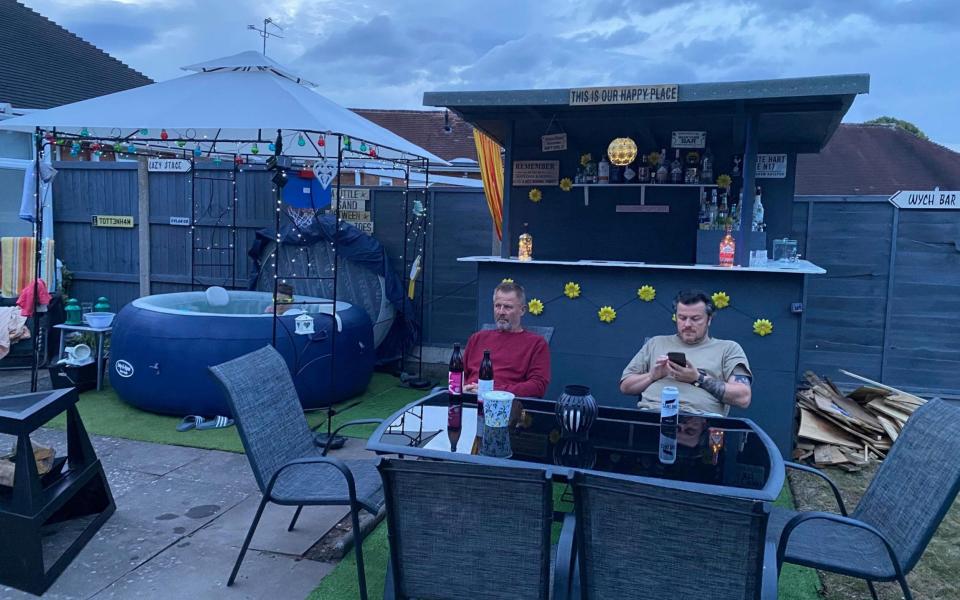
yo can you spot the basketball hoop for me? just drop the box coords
[286,206,317,229]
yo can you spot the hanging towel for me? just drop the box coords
[1,238,56,298]
[19,161,58,223]
[16,278,51,317]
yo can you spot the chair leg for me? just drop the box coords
[350,502,369,600]
[288,505,304,532]
[866,581,880,600]
[896,575,914,600]
[228,495,270,587]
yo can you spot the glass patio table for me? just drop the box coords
[366,390,785,501]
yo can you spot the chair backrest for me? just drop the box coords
[378,458,553,600]
[852,398,960,572]
[481,323,554,344]
[572,472,769,600]
[209,345,316,493]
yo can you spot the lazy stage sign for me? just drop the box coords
[889,189,960,209]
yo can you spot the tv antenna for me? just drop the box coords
[248,17,283,56]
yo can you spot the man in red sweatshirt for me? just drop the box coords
[462,281,551,398]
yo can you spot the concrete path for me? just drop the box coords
[0,427,375,600]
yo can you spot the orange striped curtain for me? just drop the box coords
[473,130,504,240]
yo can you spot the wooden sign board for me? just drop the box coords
[569,84,678,106]
[169,216,190,226]
[148,158,191,173]
[755,154,788,178]
[92,215,134,228]
[671,131,706,148]
[615,205,670,213]
[340,210,371,221]
[512,160,559,186]
[889,190,960,209]
[541,133,568,152]
[352,221,374,234]
[334,198,367,210]
[338,188,370,202]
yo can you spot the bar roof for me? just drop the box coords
[424,74,869,152]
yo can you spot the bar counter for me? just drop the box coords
[459,255,825,455]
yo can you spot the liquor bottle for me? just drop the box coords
[698,189,708,230]
[670,149,683,184]
[448,343,464,451]
[684,151,699,184]
[658,386,679,465]
[700,147,714,184]
[717,191,728,226]
[707,189,718,230]
[637,154,650,184]
[752,185,765,232]
[719,224,736,267]
[622,158,637,184]
[656,148,668,184]
[609,160,623,184]
[598,155,610,184]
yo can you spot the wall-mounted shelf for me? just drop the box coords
[572,183,719,206]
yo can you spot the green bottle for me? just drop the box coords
[65,298,83,325]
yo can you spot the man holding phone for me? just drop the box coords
[619,289,753,415]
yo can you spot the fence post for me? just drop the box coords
[137,157,151,297]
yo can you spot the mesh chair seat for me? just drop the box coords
[271,457,384,513]
[769,508,901,580]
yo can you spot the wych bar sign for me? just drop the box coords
[889,189,960,209]
[570,84,678,106]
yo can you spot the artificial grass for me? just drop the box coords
[309,483,823,600]
[44,372,425,453]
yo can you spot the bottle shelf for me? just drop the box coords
[572,183,719,206]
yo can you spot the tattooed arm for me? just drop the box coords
[696,365,753,409]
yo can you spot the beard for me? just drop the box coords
[495,318,511,331]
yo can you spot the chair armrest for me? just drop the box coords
[760,537,779,600]
[264,455,358,503]
[315,419,384,455]
[775,511,907,582]
[784,461,848,516]
[553,513,577,600]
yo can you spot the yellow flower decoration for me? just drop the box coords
[580,153,592,167]
[753,319,774,337]
[637,285,656,302]
[528,188,542,203]
[711,291,730,310]
[598,305,617,323]
[559,177,573,192]
[528,298,544,316]
[716,174,732,189]
[563,281,581,299]
[501,278,514,284]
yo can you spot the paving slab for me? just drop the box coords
[200,494,350,556]
[163,448,259,493]
[96,439,212,477]
[88,533,332,600]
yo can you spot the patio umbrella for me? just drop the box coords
[0,51,445,164]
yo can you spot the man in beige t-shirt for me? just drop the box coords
[620,290,753,415]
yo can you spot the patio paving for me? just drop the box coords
[0,371,375,600]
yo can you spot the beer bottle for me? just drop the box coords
[448,343,464,451]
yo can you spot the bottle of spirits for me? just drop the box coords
[622,158,637,184]
[684,151,699,184]
[752,185,765,232]
[656,148,668,184]
[598,155,610,184]
[698,189,708,230]
[717,191,728,227]
[719,224,736,267]
[658,386,679,465]
[708,189,718,230]
[701,147,714,184]
[448,343,464,451]
[670,149,683,184]
[637,154,650,184]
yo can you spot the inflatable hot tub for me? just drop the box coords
[109,290,375,417]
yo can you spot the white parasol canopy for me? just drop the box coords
[0,51,444,164]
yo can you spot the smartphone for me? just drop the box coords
[667,352,687,367]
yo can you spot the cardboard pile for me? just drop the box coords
[795,370,927,471]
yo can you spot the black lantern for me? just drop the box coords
[555,384,598,438]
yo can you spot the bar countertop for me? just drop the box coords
[457,256,826,275]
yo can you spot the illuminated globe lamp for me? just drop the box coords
[607,137,638,167]
[518,222,533,262]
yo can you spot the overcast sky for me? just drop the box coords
[22,0,960,150]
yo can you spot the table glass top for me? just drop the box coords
[371,394,775,492]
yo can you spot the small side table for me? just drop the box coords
[54,324,113,391]
[0,388,115,595]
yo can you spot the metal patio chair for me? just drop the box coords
[377,458,569,600]
[772,397,960,600]
[209,345,383,599]
[570,471,776,599]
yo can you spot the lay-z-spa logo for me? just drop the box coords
[114,360,134,378]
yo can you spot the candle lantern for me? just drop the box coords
[607,137,637,166]
[518,222,533,261]
[294,313,315,335]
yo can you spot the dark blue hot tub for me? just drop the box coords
[109,291,375,417]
